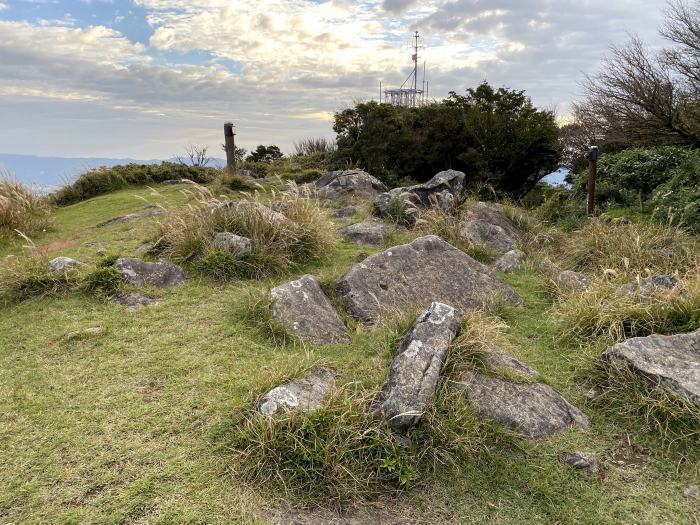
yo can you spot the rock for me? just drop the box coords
[456,372,590,438]
[134,242,155,257]
[336,236,522,324]
[459,219,517,255]
[271,275,350,344]
[314,169,388,202]
[98,214,141,227]
[557,270,590,292]
[564,452,599,474]
[683,485,699,499]
[65,326,104,340]
[47,256,85,273]
[161,178,195,185]
[212,232,253,255]
[616,274,682,302]
[332,205,363,219]
[373,302,461,432]
[96,248,108,256]
[465,202,524,241]
[339,221,388,246]
[601,329,700,406]
[113,258,185,288]
[538,258,560,276]
[492,249,526,273]
[374,169,465,219]
[481,347,538,378]
[112,293,160,311]
[258,367,337,416]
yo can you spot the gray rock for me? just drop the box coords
[212,232,253,255]
[683,485,699,499]
[258,367,337,416]
[315,169,388,202]
[374,169,465,219]
[332,205,363,219]
[271,275,350,344]
[492,249,526,273]
[112,293,161,311]
[134,242,155,257]
[336,235,522,324]
[601,329,700,406]
[340,221,388,246]
[538,258,560,276]
[616,274,682,302]
[481,347,538,378]
[161,178,195,185]
[456,372,590,438]
[373,302,461,432]
[47,256,85,273]
[557,270,590,292]
[465,202,524,242]
[564,452,599,474]
[113,258,185,288]
[65,326,104,340]
[98,214,141,227]
[459,219,517,255]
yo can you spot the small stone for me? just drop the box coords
[112,293,160,311]
[492,249,526,273]
[212,232,253,255]
[134,242,155,257]
[538,258,560,276]
[340,221,387,246]
[683,485,699,499]
[96,248,108,256]
[258,367,337,416]
[564,452,599,474]
[47,256,85,273]
[114,258,185,288]
[557,270,590,292]
[161,179,195,185]
[65,326,104,340]
[333,205,363,219]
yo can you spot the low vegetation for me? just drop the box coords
[0,175,52,238]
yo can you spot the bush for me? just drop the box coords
[649,154,700,232]
[0,175,52,238]
[52,162,217,205]
[80,266,122,297]
[533,189,586,232]
[218,174,256,192]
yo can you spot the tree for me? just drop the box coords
[247,145,284,163]
[178,144,212,167]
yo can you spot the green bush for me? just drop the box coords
[649,155,700,232]
[81,266,122,297]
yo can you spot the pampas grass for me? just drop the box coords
[0,173,52,238]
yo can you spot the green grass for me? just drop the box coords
[0,185,698,523]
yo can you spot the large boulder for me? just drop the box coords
[459,219,517,255]
[601,329,700,406]
[258,367,337,416]
[456,372,590,438]
[314,169,388,202]
[374,170,465,220]
[339,221,388,246]
[616,274,682,302]
[271,275,350,344]
[113,258,185,288]
[373,302,461,432]
[47,256,84,273]
[336,236,522,324]
[464,202,524,242]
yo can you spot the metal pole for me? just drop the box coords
[586,145,598,216]
[224,121,236,175]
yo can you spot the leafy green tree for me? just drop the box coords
[247,145,283,163]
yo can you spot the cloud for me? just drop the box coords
[0,3,7,11]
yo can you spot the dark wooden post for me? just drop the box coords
[586,145,598,216]
[224,121,237,174]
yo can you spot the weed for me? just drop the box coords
[81,266,123,297]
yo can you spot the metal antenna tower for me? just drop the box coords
[382,31,426,107]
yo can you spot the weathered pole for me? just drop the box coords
[224,121,237,174]
[586,145,598,216]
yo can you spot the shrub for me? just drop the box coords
[649,154,700,232]
[81,266,122,297]
[533,189,586,231]
[52,162,217,205]
[218,173,256,192]
[0,175,52,238]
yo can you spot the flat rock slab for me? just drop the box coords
[271,274,350,344]
[98,214,142,227]
[258,367,336,416]
[492,249,526,273]
[337,236,522,324]
[47,256,84,273]
[616,274,682,302]
[602,329,700,406]
[465,202,524,241]
[374,169,465,218]
[460,219,517,255]
[114,258,185,288]
[112,293,161,311]
[374,302,461,432]
[340,221,388,246]
[564,452,599,475]
[315,169,388,202]
[456,371,590,438]
[162,179,195,185]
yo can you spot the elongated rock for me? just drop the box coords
[336,236,522,324]
[114,258,185,288]
[271,275,350,344]
[373,302,461,432]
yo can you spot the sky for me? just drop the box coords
[0,0,669,159]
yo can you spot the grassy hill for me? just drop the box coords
[0,178,698,524]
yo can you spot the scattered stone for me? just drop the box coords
[601,328,700,406]
[113,257,185,288]
[212,232,253,255]
[134,242,155,257]
[112,293,160,311]
[336,236,522,324]
[481,347,538,378]
[557,270,590,292]
[616,274,682,302]
[339,221,388,246]
[564,452,599,475]
[161,178,195,185]
[492,249,526,273]
[465,202,524,241]
[258,367,337,416]
[456,371,590,438]
[47,256,85,273]
[271,275,350,344]
[65,326,104,340]
[98,214,141,227]
[332,205,363,219]
[373,302,461,432]
[459,219,517,255]
[314,169,388,202]
[538,258,560,276]
[683,485,699,499]
[96,248,108,256]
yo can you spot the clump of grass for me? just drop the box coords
[0,254,83,304]
[80,266,123,297]
[154,187,337,279]
[0,174,52,238]
[217,173,256,192]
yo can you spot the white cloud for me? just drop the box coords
[0,3,8,11]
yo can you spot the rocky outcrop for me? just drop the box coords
[339,221,388,246]
[557,270,590,292]
[315,169,388,202]
[459,219,517,255]
[373,303,461,432]
[112,293,161,311]
[336,236,522,324]
[98,214,142,227]
[212,232,253,255]
[113,258,185,288]
[616,274,682,302]
[602,329,700,406]
[258,367,337,416]
[492,249,526,273]
[271,275,350,344]
[47,256,84,273]
[456,372,589,438]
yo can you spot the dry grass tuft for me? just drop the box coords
[0,173,52,238]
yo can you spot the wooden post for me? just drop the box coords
[586,145,598,216]
[224,121,237,175]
